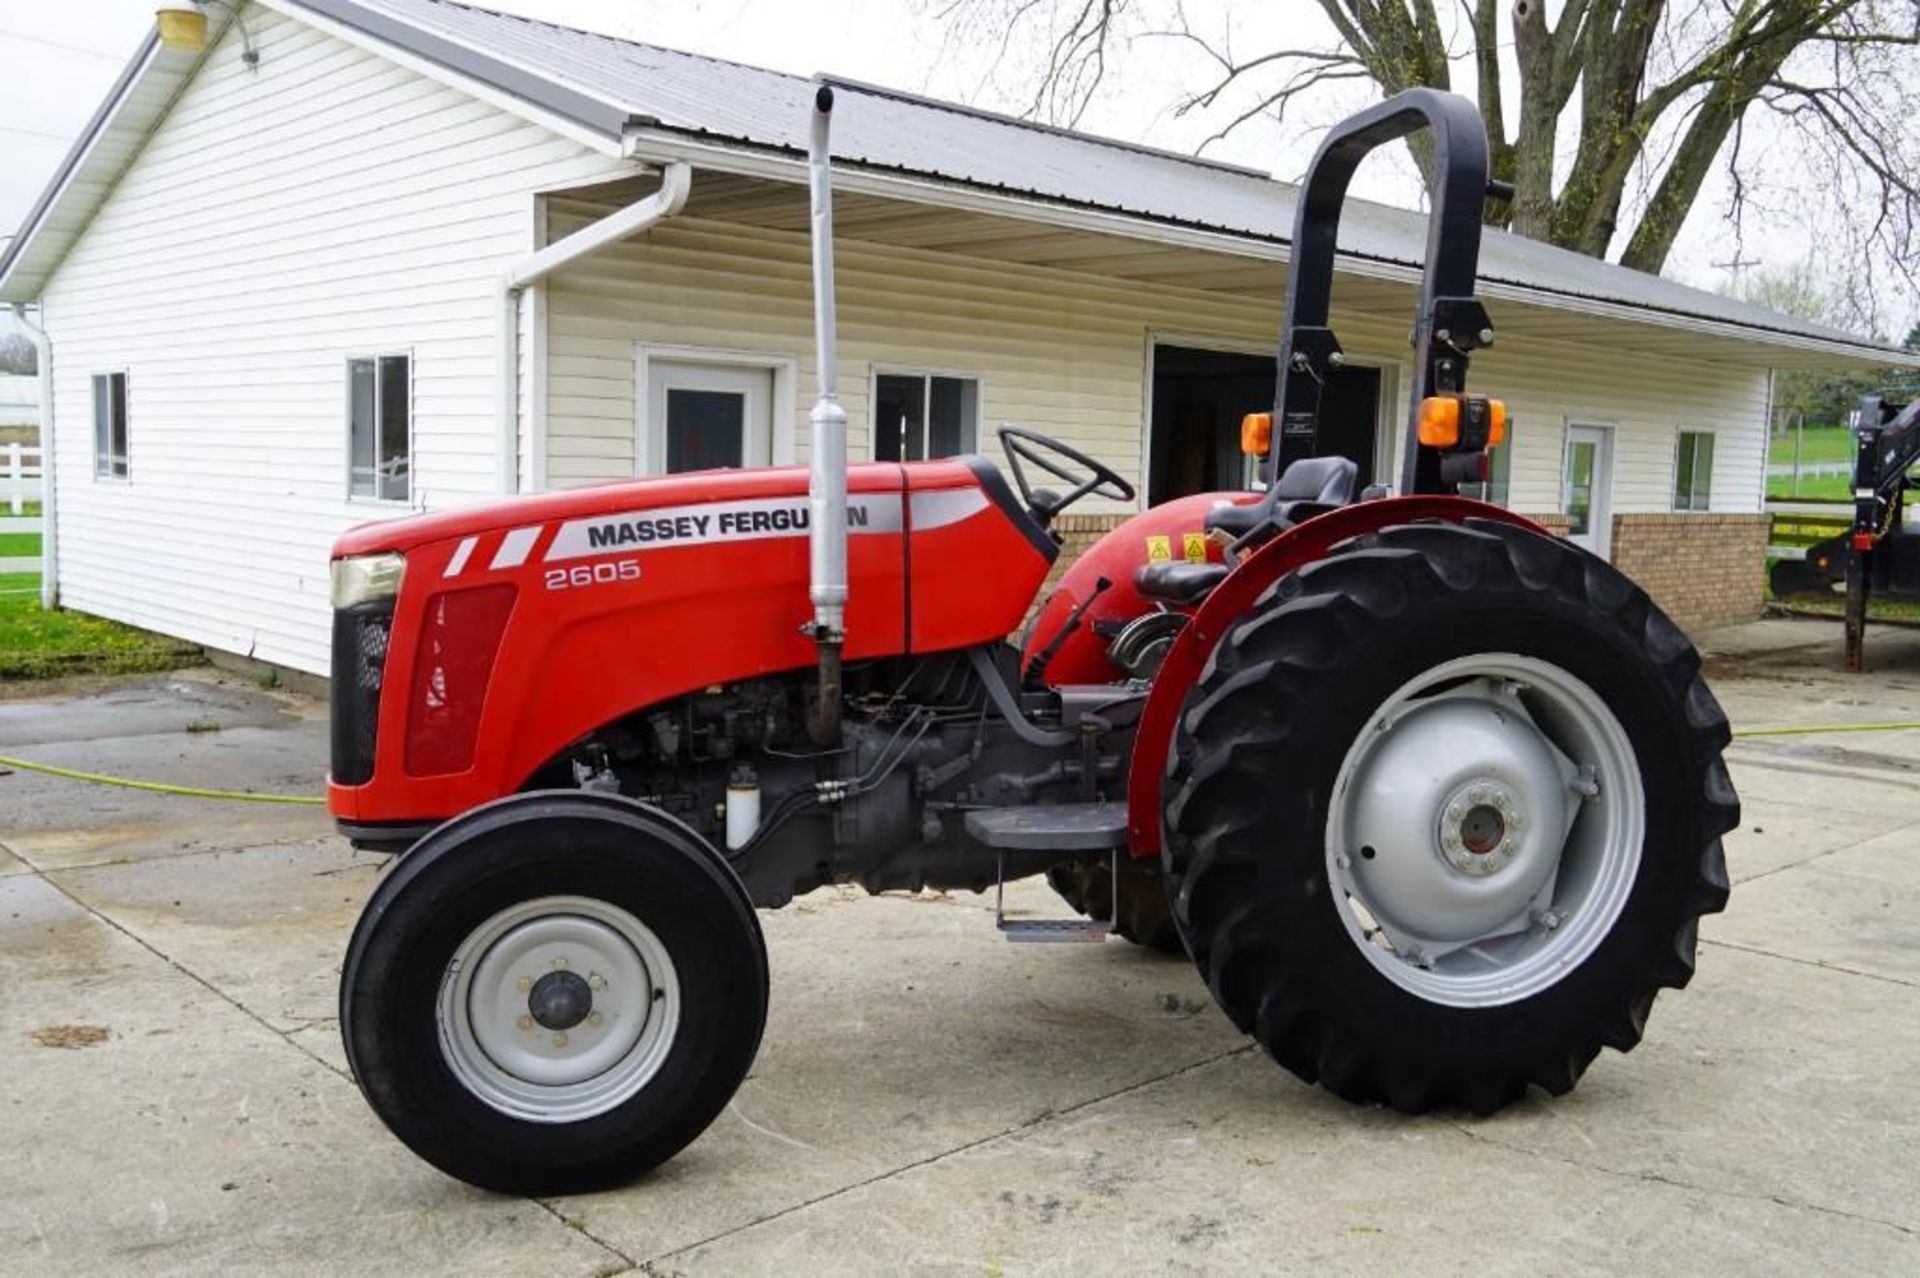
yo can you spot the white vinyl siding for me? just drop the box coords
[541,210,1773,521]
[37,9,628,674]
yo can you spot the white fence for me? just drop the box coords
[1,442,41,516]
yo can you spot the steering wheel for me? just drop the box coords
[998,427,1135,522]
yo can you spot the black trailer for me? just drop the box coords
[1771,394,1920,669]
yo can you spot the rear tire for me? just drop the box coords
[1163,519,1735,1114]
[341,793,767,1194]
[1046,858,1184,953]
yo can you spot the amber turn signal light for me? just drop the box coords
[1240,411,1273,456]
[1416,395,1506,449]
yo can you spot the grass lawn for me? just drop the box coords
[1768,425,1856,466]
[0,572,203,680]
[0,530,41,558]
[1767,472,1852,501]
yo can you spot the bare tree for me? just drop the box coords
[0,333,36,376]
[928,0,1920,292]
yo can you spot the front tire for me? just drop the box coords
[341,793,768,1194]
[1164,519,1735,1114]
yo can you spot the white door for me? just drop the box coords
[645,360,773,474]
[1563,424,1615,558]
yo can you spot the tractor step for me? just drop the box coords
[999,918,1110,943]
[965,801,1127,851]
[985,819,1123,942]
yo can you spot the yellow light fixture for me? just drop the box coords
[155,3,209,54]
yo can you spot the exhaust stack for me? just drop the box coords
[805,83,848,743]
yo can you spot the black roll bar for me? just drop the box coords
[1266,88,1498,497]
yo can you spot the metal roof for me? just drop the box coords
[1,0,1907,366]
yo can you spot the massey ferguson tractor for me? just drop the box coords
[329,88,1735,1194]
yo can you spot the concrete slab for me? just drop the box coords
[0,720,329,870]
[651,1051,1912,1276]
[1720,791,1911,883]
[1,621,1917,1274]
[1461,944,1920,1233]
[1706,828,1920,988]
[0,671,308,745]
[549,882,1247,1262]
[48,839,383,1034]
[0,875,622,1276]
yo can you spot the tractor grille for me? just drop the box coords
[330,602,393,787]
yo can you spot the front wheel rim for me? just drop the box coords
[1324,653,1644,1008]
[437,895,681,1123]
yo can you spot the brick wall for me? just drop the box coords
[1040,512,1130,599]
[1608,513,1770,634]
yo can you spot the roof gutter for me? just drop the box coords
[10,303,56,609]
[494,163,692,493]
[618,126,1911,370]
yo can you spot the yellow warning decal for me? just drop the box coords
[1182,532,1207,563]
[1145,535,1173,562]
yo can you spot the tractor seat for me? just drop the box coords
[1206,455,1361,542]
[1133,561,1228,605]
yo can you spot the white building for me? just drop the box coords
[0,0,1909,675]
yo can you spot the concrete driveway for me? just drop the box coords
[3,619,1918,1275]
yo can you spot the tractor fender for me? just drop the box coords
[1124,496,1545,858]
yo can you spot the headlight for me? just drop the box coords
[331,553,406,609]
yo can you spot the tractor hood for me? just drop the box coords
[331,465,908,559]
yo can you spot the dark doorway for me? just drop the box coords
[1148,343,1381,503]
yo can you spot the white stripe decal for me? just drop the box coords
[490,526,542,570]
[546,493,906,563]
[910,488,990,530]
[443,536,478,578]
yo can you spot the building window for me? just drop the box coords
[92,372,128,479]
[1673,430,1714,512]
[349,354,411,501]
[873,372,979,461]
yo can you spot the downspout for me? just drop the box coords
[12,302,56,609]
[496,162,692,493]
[804,85,848,745]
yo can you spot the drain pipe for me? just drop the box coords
[12,303,56,609]
[496,163,692,493]
[805,85,848,745]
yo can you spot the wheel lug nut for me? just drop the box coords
[517,1015,533,1031]
[552,1032,568,1048]
[588,1012,603,1028]
[552,957,568,970]
[589,975,606,991]
[516,977,531,992]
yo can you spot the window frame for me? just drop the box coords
[345,349,416,505]
[1672,429,1715,513]
[868,366,984,462]
[91,369,130,482]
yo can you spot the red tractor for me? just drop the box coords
[330,88,1734,1195]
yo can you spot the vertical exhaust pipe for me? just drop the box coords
[806,83,848,744]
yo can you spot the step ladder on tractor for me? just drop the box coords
[323,85,1738,1195]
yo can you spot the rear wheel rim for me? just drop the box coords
[437,895,681,1123]
[1323,653,1643,1008]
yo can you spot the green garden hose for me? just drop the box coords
[0,754,325,805]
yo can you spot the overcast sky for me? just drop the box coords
[0,0,1895,340]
